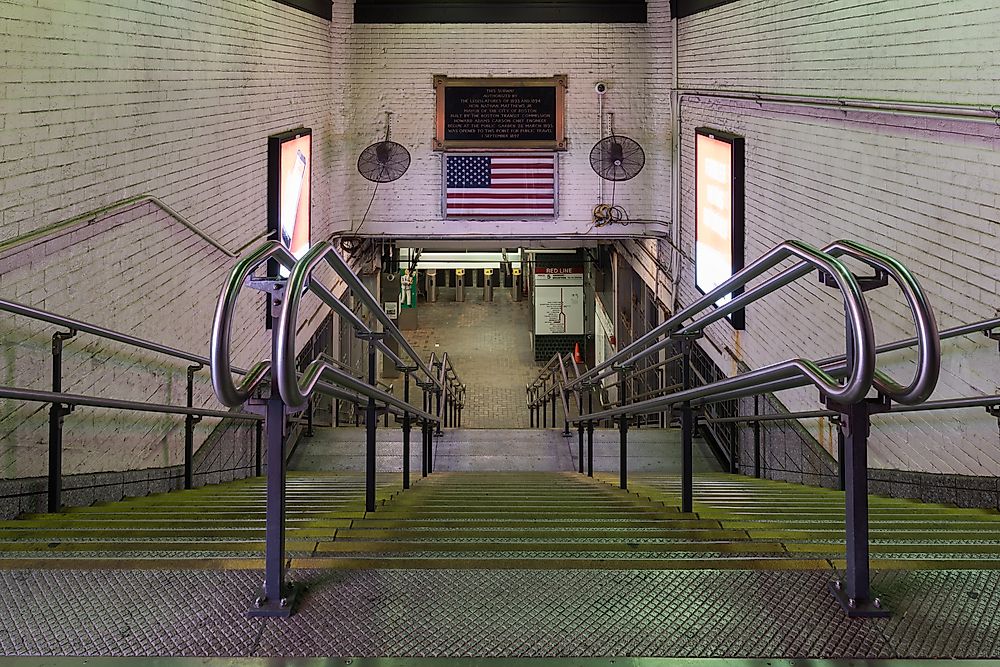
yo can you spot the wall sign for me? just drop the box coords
[434,76,567,150]
[694,127,745,330]
[534,267,584,335]
[268,128,312,281]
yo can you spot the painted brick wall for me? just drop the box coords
[341,11,667,238]
[677,0,1000,104]
[670,1,1000,476]
[0,0,340,483]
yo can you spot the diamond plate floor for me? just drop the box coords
[2,567,1000,657]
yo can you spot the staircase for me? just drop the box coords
[3,471,1000,570]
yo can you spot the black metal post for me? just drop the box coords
[619,414,628,490]
[47,329,76,513]
[752,395,762,479]
[254,420,263,477]
[542,396,547,428]
[443,391,450,429]
[250,391,295,617]
[587,420,595,477]
[421,387,429,478]
[428,414,435,473]
[434,363,444,437]
[578,423,585,474]
[836,415,846,491]
[680,340,694,514]
[829,399,887,617]
[184,363,203,490]
[551,390,557,427]
[365,338,378,513]
[306,397,315,437]
[402,370,412,489]
[530,398,536,428]
[563,390,571,436]
[334,398,340,427]
[587,387,595,477]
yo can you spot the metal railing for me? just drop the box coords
[559,238,942,618]
[527,351,587,433]
[210,239,465,618]
[0,297,265,512]
[0,193,269,260]
[429,351,466,436]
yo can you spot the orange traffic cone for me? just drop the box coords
[574,342,583,364]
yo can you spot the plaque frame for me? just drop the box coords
[433,75,568,151]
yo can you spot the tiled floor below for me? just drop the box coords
[2,567,1000,657]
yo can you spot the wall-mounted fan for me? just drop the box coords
[357,136,410,183]
[589,125,645,182]
[346,112,411,249]
[589,114,645,226]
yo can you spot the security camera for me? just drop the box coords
[595,82,608,95]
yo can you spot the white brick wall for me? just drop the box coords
[0,0,339,478]
[342,13,666,238]
[670,1,1000,476]
[678,0,1000,104]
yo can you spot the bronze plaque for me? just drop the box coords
[434,76,567,150]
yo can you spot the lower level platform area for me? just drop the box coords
[1,471,999,658]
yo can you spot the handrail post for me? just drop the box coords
[832,413,845,490]
[433,362,444,437]
[359,332,384,513]
[254,420,263,477]
[578,422,585,474]
[306,396,315,437]
[401,368,414,489]
[48,328,76,513]
[619,413,628,490]
[334,398,340,427]
[614,364,633,491]
[829,396,890,618]
[752,395,762,479]
[550,389,557,427]
[249,388,296,617]
[586,385,595,477]
[563,389,571,436]
[679,337,697,513]
[419,381,432,477]
[184,363,204,490]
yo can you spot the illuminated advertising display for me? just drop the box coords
[694,127,745,330]
[268,128,312,279]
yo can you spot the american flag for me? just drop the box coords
[445,154,556,217]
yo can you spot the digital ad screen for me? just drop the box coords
[268,128,312,279]
[695,127,745,330]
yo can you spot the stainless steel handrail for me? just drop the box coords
[814,240,939,405]
[0,386,262,421]
[211,241,295,407]
[692,316,998,409]
[320,242,441,387]
[0,297,250,375]
[0,193,267,259]
[572,240,878,409]
[703,394,1000,425]
[272,240,461,417]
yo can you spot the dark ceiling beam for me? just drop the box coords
[274,0,332,21]
[354,1,647,24]
[672,0,740,19]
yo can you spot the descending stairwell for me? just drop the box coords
[2,471,1000,571]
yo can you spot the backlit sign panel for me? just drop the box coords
[694,127,745,330]
[268,128,312,279]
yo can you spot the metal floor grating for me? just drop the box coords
[1,567,999,657]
